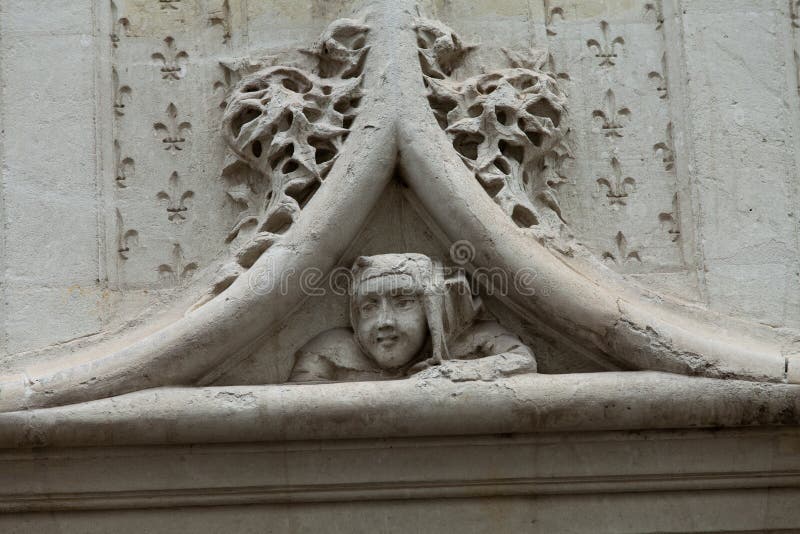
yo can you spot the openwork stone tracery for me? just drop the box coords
[417,20,571,231]
[1,0,795,415]
[208,19,370,300]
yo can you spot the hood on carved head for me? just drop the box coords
[349,253,481,364]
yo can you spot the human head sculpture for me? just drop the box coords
[349,253,481,370]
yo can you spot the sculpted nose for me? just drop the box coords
[376,302,395,329]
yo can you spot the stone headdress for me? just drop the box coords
[349,253,482,364]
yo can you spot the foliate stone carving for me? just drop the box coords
[213,57,276,111]
[212,68,235,110]
[587,21,625,67]
[592,88,630,138]
[792,4,800,95]
[419,22,570,230]
[152,37,189,81]
[196,18,369,303]
[538,0,684,280]
[112,67,132,116]
[648,53,668,100]
[659,194,681,243]
[154,103,191,151]
[415,19,476,79]
[544,0,564,36]
[114,140,134,188]
[597,157,635,206]
[644,1,665,30]
[290,254,536,382]
[654,122,675,171]
[156,171,194,222]
[795,52,800,95]
[116,209,138,260]
[602,231,642,265]
[158,243,197,284]
[110,0,130,48]
[502,47,570,82]
[159,0,181,10]
[2,0,796,415]
[208,0,231,43]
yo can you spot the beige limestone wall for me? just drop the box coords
[0,0,104,355]
[680,0,800,328]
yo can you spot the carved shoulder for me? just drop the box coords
[449,320,536,362]
[289,328,380,382]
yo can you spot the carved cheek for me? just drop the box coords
[356,316,378,345]
[396,308,427,345]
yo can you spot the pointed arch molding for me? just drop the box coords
[0,0,796,413]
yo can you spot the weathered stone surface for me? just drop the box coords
[0,0,799,530]
[0,424,798,532]
[1,4,102,354]
[0,372,797,448]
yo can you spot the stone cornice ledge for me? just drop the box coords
[0,371,798,448]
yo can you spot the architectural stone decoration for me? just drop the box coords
[152,36,189,80]
[592,88,631,138]
[196,17,370,305]
[153,102,191,151]
[111,67,132,116]
[0,0,796,411]
[290,253,536,382]
[421,24,570,230]
[156,171,193,222]
[597,156,636,206]
[1,0,799,530]
[587,20,625,67]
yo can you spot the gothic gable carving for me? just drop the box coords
[0,0,797,413]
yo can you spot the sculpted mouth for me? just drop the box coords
[376,335,399,344]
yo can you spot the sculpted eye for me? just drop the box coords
[360,301,378,314]
[395,297,417,309]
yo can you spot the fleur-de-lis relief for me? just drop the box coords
[795,51,800,95]
[542,149,571,191]
[152,36,189,80]
[602,231,641,265]
[648,52,668,99]
[212,62,238,110]
[592,89,631,137]
[116,209,139,260]
[114,140,135,188]
[644,1,664,31]
[208,0,231,43]
[112,67,132,116]
[658,194,681,243]
[154,103,191,151]
[587,21,625,67]
[156,171,194,221]
[653,122,675,171]
[544,0,564,36]
[158,243,198,283]
[212,76,231,111]
[546,53,570,81]
[596,157,636,205]
[159,0,181,10]
[110,0,130,47]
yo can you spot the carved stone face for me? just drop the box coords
[354,274,428,369]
